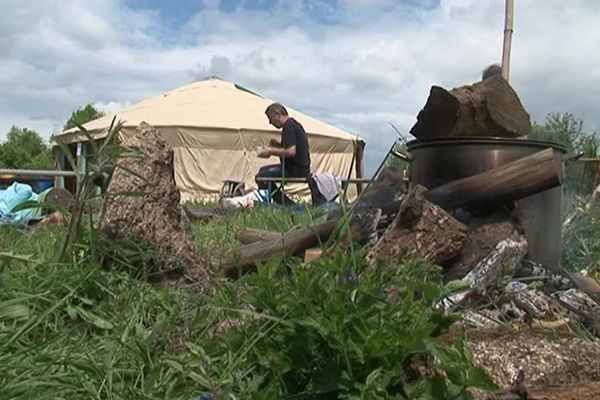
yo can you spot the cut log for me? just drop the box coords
[235,228,284,244]
[304,248,323,263]
[223,220,338,279]
[410,76,531,139]
[366,185,467,266]
[425,148,563,211]
[224,209,383,279]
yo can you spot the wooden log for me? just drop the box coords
[224,220,338,279]
[366,186,467,266]
[425,148,563,211]
[235,228,284,244]
[224,209,383,279]
[410,76,531,139]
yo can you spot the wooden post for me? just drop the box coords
[501,0,514,81]
[54,146,63,188]
[354,140,365,194]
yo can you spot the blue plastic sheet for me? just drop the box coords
[0,182,44,225]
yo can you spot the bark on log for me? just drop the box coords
[410,76,531,139]
[366,185,467,266]
[425,148,563,211]
[235,228,284,244]
[96,122,208,282]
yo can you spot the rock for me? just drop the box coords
[96,122,208,282]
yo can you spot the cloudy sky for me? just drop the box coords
[1,0,599,174]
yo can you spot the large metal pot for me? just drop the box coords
[406,137,567,271]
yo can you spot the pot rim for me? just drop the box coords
[406,136,567,153]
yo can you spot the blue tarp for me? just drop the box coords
[0,182,47,225]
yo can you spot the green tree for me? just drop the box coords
[63,104,104,131]
[529,112,598,196]
[0,126,54,170]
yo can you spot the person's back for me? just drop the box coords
[281,117,310,177]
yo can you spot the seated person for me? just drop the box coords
[255,103,311,206]
[0,182,73,226]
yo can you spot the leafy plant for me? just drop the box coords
[170,254,497,399]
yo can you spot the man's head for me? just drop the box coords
[265,103,289,129]
[482,64,503,80]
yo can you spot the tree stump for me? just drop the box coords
[410,76,531,139]
[96,122,208,282]
[366,185,467,266]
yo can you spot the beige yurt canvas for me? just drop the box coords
[54,77,365,202]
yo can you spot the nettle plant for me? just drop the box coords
[172,252,497,399]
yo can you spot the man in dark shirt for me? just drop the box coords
[255,103,311,205]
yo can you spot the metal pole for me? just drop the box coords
[501,0,514,81]
[0,169,77,177]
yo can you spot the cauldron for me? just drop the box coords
[406,137,567,271]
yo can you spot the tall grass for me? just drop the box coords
[0,206,498,399]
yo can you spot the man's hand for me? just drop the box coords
[257,146,271,158]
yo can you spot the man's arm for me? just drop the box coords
[265,145,296,158]
[262,121,297,158]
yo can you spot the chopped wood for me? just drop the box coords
[425,148,563,211]
[223,208,384,278]
[410,76,531,139]
[304,248,323,263]
[235,228,284,244]
[223,220,338,279]
[366,185,467,266]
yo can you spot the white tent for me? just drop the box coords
[55,77,365,202]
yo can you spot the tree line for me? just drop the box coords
[0,104,104,170]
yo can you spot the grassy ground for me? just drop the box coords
[7,201,585,399]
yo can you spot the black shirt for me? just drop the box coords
[281,118,311,177]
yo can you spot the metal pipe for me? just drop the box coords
[0,169,77,177]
